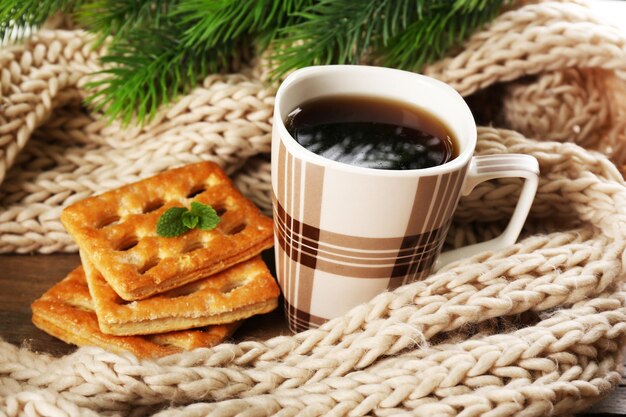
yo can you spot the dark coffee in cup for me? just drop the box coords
[285,95,457,170]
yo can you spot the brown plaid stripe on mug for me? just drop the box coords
[274,140,466,332]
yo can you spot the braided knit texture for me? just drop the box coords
[2,1,626,416]
[1,1,626,253]
[2,132,626,415]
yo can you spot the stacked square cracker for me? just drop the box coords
[32,162,279,358]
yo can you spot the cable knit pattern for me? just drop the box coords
[2,127,625,416]
[1,1,626,253]
[1,1,626,416]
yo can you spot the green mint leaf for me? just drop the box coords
[156,207,189,237]
[190,201,221,231]
[156,203,221,237]
[182,211,199,229]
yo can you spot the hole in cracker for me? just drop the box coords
[138,257,160,274]
[182,240,204,254]
[226,223,247,235]
[143,199,164,214]
[187,185,206,199]
[213,204,227,216]
[220,279,246,294]
[117,235,139,251]
[98,215,121,229]
[162,281,204,298]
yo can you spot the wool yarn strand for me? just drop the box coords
[1,1,626,416]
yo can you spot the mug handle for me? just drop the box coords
[436,154,539,268]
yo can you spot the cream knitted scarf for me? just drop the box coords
[1,1,626,416]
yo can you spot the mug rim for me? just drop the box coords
[275,65,477,178]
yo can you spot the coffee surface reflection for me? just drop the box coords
[285,95,457,170]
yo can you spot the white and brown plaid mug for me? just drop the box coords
[271,66,539,333]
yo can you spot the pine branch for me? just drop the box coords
[0,0,79,41]
[87,0,310,125]
[0,0,508,125]
[175,0,311,51]
[270,0,422,80]
[85,23,241,125]
[379,0,506,71]
[77,0,172,47]
[270,0,506,80]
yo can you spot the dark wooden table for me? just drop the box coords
[0,253,621,415]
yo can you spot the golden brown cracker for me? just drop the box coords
[31,267,240,358]
[82,255,280,335]
[61,162,274,300]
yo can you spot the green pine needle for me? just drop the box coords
[176,0,311,50]
[379,0,507,71]
[271,0,415,79]
[85,23,240,125]
[271,0,506,80]
[76,0,172,47]
[0,0,508,125]
[0,0,78,42]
